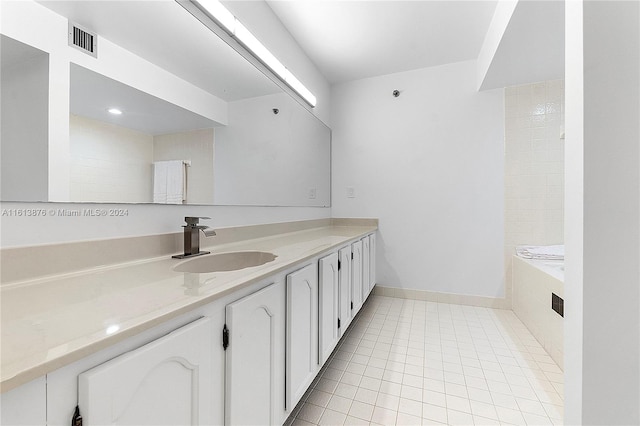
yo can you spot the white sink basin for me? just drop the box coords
[173,251,277,273]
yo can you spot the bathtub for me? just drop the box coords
[512,255,564,370]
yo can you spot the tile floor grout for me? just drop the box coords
[285,295,563,426]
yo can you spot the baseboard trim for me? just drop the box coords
[373,285,510,310]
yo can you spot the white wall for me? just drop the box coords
[0,1,331,248]
[331,60,505,298]
[1,51,49,201]
[70,115,153,203]
[565,0,640,423]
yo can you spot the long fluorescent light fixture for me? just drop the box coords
[192,0,317,108]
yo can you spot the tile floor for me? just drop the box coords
[286,295,564,426]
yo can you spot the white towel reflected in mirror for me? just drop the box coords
[153,160,186,204]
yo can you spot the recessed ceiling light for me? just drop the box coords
[107,108,123,115]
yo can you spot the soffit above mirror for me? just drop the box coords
[37,0,280,101]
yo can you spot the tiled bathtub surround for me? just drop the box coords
[512,257,564,370]
[504,80,565,303]
[288,296,563,426]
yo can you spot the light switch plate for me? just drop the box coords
[346,187,355,198]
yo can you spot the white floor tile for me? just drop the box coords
[469,400,499,420]
[306,390,333,407]
[354,387,378,405]
[379,380,402,397]
[398,397,422,417]
[297,403,325,424]
[371,406,398,424]
[364,365,385,380]
[316,378,339,394]
[327,395,353,414]
[339,372,362,387]
[403,363,423,377]
[368,357,387,369]
[345,362,366,376]
[521,411,554,425]
[333,383,358,400]
[444,382,469,398]
[447,409,475,426]
[496,405,527,424]
[318,409,347,426]
[395,412,422,426]
[399,384,422,402]
[290,296,564,426]
[359,376,382,391]
[292,418,316,426]
[375,392,400,411]
[347,401,374,421]
[343,414,369,425]
[423,378,446,393]
[445,394,472,413]
[422,403,448,424]
[402,373,423,388]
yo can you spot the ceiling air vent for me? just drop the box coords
[68,21,97,58]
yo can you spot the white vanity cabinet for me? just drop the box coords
[319,252,340,365]
[362,236,371,301]
[78,317,214,425]
[361,233,376,301]
[351,240,363,314]
[0,377,46,426]
[338,246,354,334]
[286,263,319,411]
[225,280,285,426]
[2,229,378,426]
[369,233,377,294]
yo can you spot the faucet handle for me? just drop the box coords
[184,216,211,226]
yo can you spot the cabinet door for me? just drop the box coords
[225,281,285,426]
[339,246,353,335]
[286,263,319,410]
[319,252,339,365]
[351,240,363,314]
[0,377,46,426]
[362,236,371,303]
[369,233,377,295]
[78,317,214,425]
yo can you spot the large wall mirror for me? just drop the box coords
[0,1,331,207]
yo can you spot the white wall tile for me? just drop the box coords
[504,80,565,296]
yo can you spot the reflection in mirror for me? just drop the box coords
[1,35,49,202]
[215,93,331,206]
[1,0,331,207]
[69,64,218,204]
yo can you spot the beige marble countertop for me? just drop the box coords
[0,224,376,392]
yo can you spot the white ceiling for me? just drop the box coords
[480,0,565,90]
[266,0,498,84]
[36,0,563,103]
